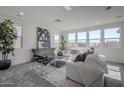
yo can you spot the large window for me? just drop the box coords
[54,34,59,43]
[13,25,22,48]
[89,30,101,47]
[68,33,76,48]
[66,27,121,49]
[53,34,59,47]
[104,27,120,48]
[77,32,86,47]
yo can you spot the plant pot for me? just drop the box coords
[0,59,11,70]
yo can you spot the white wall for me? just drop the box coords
[61,21,124,63]
[0,13,48,65]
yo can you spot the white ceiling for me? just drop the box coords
[0,6,124,31]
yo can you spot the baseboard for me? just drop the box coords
[11,61,31,66]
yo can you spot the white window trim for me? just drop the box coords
[53,34,60,43]
[68,32,76,43]
[77,32,87,47]
[89,30,101,48]
[66,27,121,49]
[13,25,23,48]
[103,27,121,48]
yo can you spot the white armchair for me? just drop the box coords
[66,54,107,87]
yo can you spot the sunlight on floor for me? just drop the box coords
[107,65,120,71]
[105,65,121,81]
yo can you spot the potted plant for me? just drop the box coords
[0,19,17,70]
[59,35,67,54]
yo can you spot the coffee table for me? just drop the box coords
[50,55,70,68]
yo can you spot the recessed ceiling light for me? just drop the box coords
[20,12,24,16]
[54,19,61,23]
[16,12,24,17]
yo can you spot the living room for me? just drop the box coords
[0,5,124,88]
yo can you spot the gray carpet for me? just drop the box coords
[0,62,123,87]
[104,76,122,87]
[0,63,54,87]
[104,61,124,87]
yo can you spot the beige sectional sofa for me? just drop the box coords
[66,54,107,87]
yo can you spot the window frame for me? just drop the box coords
[89,30,101,48]
[103,27,121,48]
[13,25,23,48]
[68,32,76,43]
[77,31,87,47]
[53,34,60,48]
[68,32,76,48]
[53,34,60,43]
[66,27,121,49]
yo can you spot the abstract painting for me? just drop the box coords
[37,27,50,48]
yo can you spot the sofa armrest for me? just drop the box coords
[66,61,104,86]
[66,62,83,82]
